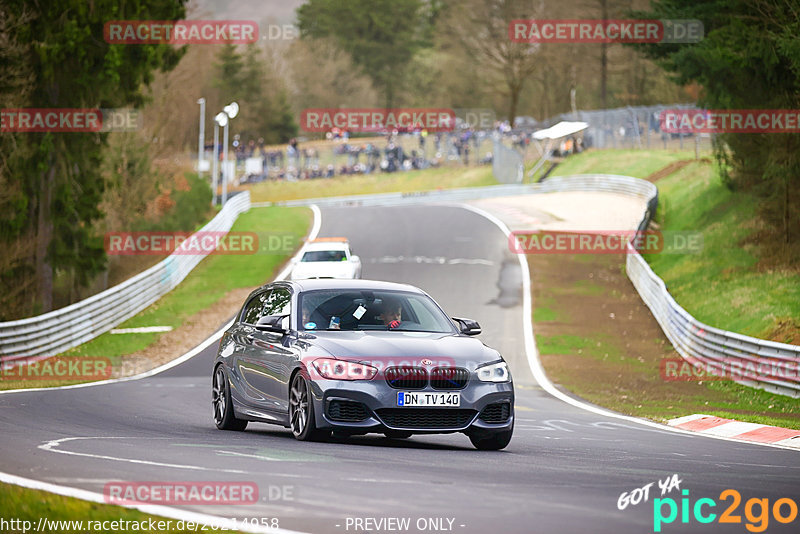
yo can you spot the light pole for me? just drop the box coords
[197,98,206,181]
[212,112,226,207]
[220,102,239,206]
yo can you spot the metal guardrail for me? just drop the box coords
[250,174,656,209]
[533,175,799,398]
[0,192,252,360]
[589,176,800,398]
[626,241,800,399]
[263,175,799,397]
[4,175,796,397]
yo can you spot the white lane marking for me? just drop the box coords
[38,437,247,474]
[111,326,174,334]
[0,471,307,534]
[455,202,800,453]
[370,256,494,266]
[0,205,323,533]
[447,258,493,265]
[215,450,282,463]
[0,320,232,395]
[0,204,321,397]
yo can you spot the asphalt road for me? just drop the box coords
[1,205,798,534]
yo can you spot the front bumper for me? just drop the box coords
[308,378,514,435]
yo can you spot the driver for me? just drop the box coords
[378,297,402,329]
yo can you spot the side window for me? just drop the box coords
[242,291,271,325]
[264,288,292,318]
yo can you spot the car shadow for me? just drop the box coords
[243,426,477,451]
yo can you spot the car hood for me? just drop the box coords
[299,330,500,368]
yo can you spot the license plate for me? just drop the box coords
[397,392,460,407]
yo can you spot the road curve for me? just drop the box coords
[1,204,798,534]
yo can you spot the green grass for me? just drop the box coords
[549,148,704,179]
[69,206,311,358]
[537,333,647,368]
[645,161,800,340]
[248,165,497,203]
[532,148,800,429]
[0,207,311,391]
[535,293,800,429]
[532,296,567,322]
[591,371,800,428]
[0,482,244,533]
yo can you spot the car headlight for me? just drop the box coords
[311,358,377,381]
[476,361,510,383]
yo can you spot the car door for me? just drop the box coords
[232,289,272,409]
[239,287,298,414]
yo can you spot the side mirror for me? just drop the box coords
[452,317,481,336]
[351,255,361,264]
[255,315,289,334]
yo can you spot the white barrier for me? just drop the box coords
[0,193,251,360]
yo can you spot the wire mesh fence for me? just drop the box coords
[540,103,713,152]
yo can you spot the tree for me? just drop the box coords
[214,43,297,144]
[284,37,379,112]
[296,0,433,108]
[0,5,36,318]
[438,0,542,126]
[0,0,186,316]
[632,0,800,256]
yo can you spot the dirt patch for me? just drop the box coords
[529,252,800,424]
[762,318,800,346]
[645,158,708,182]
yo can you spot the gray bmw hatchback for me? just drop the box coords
[212,279,514,450]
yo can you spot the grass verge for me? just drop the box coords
[645,160,800,343]
[529,149,799,428]
[0,482,244,533]
[549,148,706,179]
[531,252,800,430]
[0,206,311,391]
[247,165,496,203]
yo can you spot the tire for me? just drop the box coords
[289,373,329,441]
[469,424,513,451]
[384,431,412,439]
[213,365,248,431]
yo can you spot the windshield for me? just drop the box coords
[301,250,347,262]
[298,289,456,333]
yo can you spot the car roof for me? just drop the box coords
[303,241,350,252]
[285,278,423,294]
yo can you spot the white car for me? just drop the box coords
[290,238,362,280]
